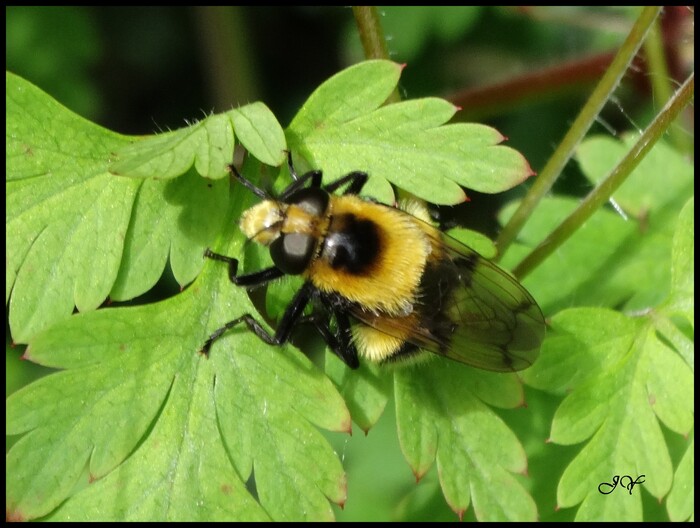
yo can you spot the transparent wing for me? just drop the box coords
[351,230,545,372]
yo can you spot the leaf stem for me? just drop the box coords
[495,6,662,260]
[643,17,692,154]
[512,72,694,280]
[352,6,401,103]
[193,7,259,109]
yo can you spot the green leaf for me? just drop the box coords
[653,197,694,373]
[230,102,287,167]
[110,112,235,180]
[575,135,693,311]
[7,246,351,520]
[665,197,694,329]
[6,73,230,342]
[8,310,269,521]
[577,135,692,218]
[288,60,532,204]
[523,307,639,394]
[395,360,536,521]
[501,135,693,314]
[523,308,693,521]
[666,436,694,522]
[6,298,186,518]
[500,197,638,313]
[7,72,135,342]
[325,354,392,433]
[6,72,352,521]
[288,60,402,139]
[48,356,271,521]
[516,151,694,521]
[447,227,498,259]
[112,169,230,300]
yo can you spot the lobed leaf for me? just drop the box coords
[325,354,391,433]
[230,102,286,167]
[666,436,694,522]
[288,60,532,205]
[524,308,693,521]
[7,72,136,342]
[7,253,351,520]
[110,113,234,180]
[394,360,536,521]
[665,197,694,333]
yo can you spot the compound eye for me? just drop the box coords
[286,187,329,216]
[270,233,315,275]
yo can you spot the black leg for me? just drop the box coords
[278,170,323,201]
[282,150,324,193]
[317,295,360,369]
[273,281,315,343]
[286,149,299,180]
[201,314,276,355]
[285,150,367,196]
[324,171,368,195]
[204,248,284,286]
[227,163,270,199]
[201,281,314,356]
[332,311,360,369]
[298,311,360,369]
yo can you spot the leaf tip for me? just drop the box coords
[525,163,537,178]
[334,474,349,509]
[6,509,26,522]
[341,416,353,436]
[412,468,428,483]
[515,390,528,408]
[21,347,33,361]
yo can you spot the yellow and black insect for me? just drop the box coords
[203,154,545,372]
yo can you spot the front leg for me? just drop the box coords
[200,276,314,357]
[204,248,284,286]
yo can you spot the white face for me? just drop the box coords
[239,200,286,246]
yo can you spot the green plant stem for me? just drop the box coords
[644,19,673,108]
[352,6,401,103]
[495,6,661,260]
[352,6,390,60]
[643,17,691,154]
[512,72,694,280]
[194,7,259,109]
